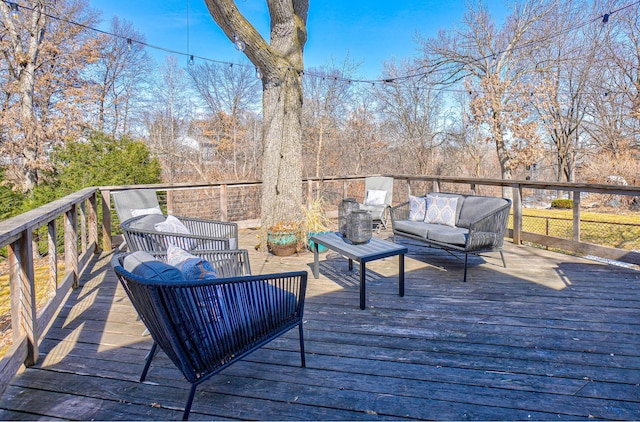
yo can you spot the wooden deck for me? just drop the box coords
[0,229,639,420]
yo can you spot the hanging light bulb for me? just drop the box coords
[189,55,194,66]
[9,2,19,19]
[233,34,246,52]
[255,67,263,80]
[127,38,132,51]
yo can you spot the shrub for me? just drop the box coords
[551,199,573,209]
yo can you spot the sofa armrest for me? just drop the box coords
[390,202,410,226]
[466,200,511,251]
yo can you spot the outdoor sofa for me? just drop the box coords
[390,192,512,282]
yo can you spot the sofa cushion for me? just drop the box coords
[365,189,387,206]
[425,194,458,227]
[123,251,184,282]
[457,196,508,229]
[426,225,469,246]
[408,195,427,221]
[393,220,430,238]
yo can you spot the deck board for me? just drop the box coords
[0,230,639,420]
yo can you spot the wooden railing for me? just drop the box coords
[1,175,639,395]
[0,187,99,392]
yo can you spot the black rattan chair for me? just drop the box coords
[111,252,307,420]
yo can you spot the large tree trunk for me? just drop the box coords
[260,69,304,230]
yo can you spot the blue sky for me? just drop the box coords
[90,1,508,79]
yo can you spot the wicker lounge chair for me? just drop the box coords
[112,189,238,253]
[111,251,307,420]
[358,176,394,231]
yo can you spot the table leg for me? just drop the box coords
[313,242,319,279]
[359,261,366,310]
[399,253,405,297]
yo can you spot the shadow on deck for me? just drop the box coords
[0,230,639,420]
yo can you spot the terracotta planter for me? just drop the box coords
[267,230,300,256]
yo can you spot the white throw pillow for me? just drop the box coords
[154,215,190,235]
[365,189,387,206]
[130,206,163,217]
[425,194,458,227]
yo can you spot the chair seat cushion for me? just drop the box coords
[426,225,468,246]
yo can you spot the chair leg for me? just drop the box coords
[298,323,306,368]
[500,250,507,268]
[140,342,158,382]
[182,383,198,421]
[463,253,469,283]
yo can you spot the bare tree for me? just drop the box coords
[302,59,357,178]
[144,56,197,182]
[90,17,154,138]
[0,0,99,192]
[424,1,552,195]
[203,0,308,246]
[187,61,261,178]
[375,58,444,175]
[529,0,595,182]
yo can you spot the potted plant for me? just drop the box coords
[266,221,303,256]
[304,198,333,252]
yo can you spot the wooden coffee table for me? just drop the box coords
[310,232,408,309]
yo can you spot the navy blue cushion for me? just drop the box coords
[123,251,184,282]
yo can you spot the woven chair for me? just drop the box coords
[111,251,307,420]
[112,189,238,253]
[358,176,394,231]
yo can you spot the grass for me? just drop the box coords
[510,208,640,250]
[0,261,65,357]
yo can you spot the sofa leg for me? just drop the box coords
[463,253,469,282]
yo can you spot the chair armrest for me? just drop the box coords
[390,202,410,224]
[466,201,511,251]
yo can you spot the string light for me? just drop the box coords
[255,67,263,79]
[233,34,246,52]
[2,0,637,89]
[9,1,19,19]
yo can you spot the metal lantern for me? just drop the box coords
[338,198,359,236]
[346,209,373,244]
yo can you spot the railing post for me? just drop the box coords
[8,230,38,366]
[342,180,348,199]
[80,201,87,254]
[220,184,228,222]
[573,189,581,242]
[101,189,112,251]
[65,204,79,289]
[512,185,522,245]
[89,192,99,252]
[48,220,58,290]
[470,183,477,195]
[432,179,440,193]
